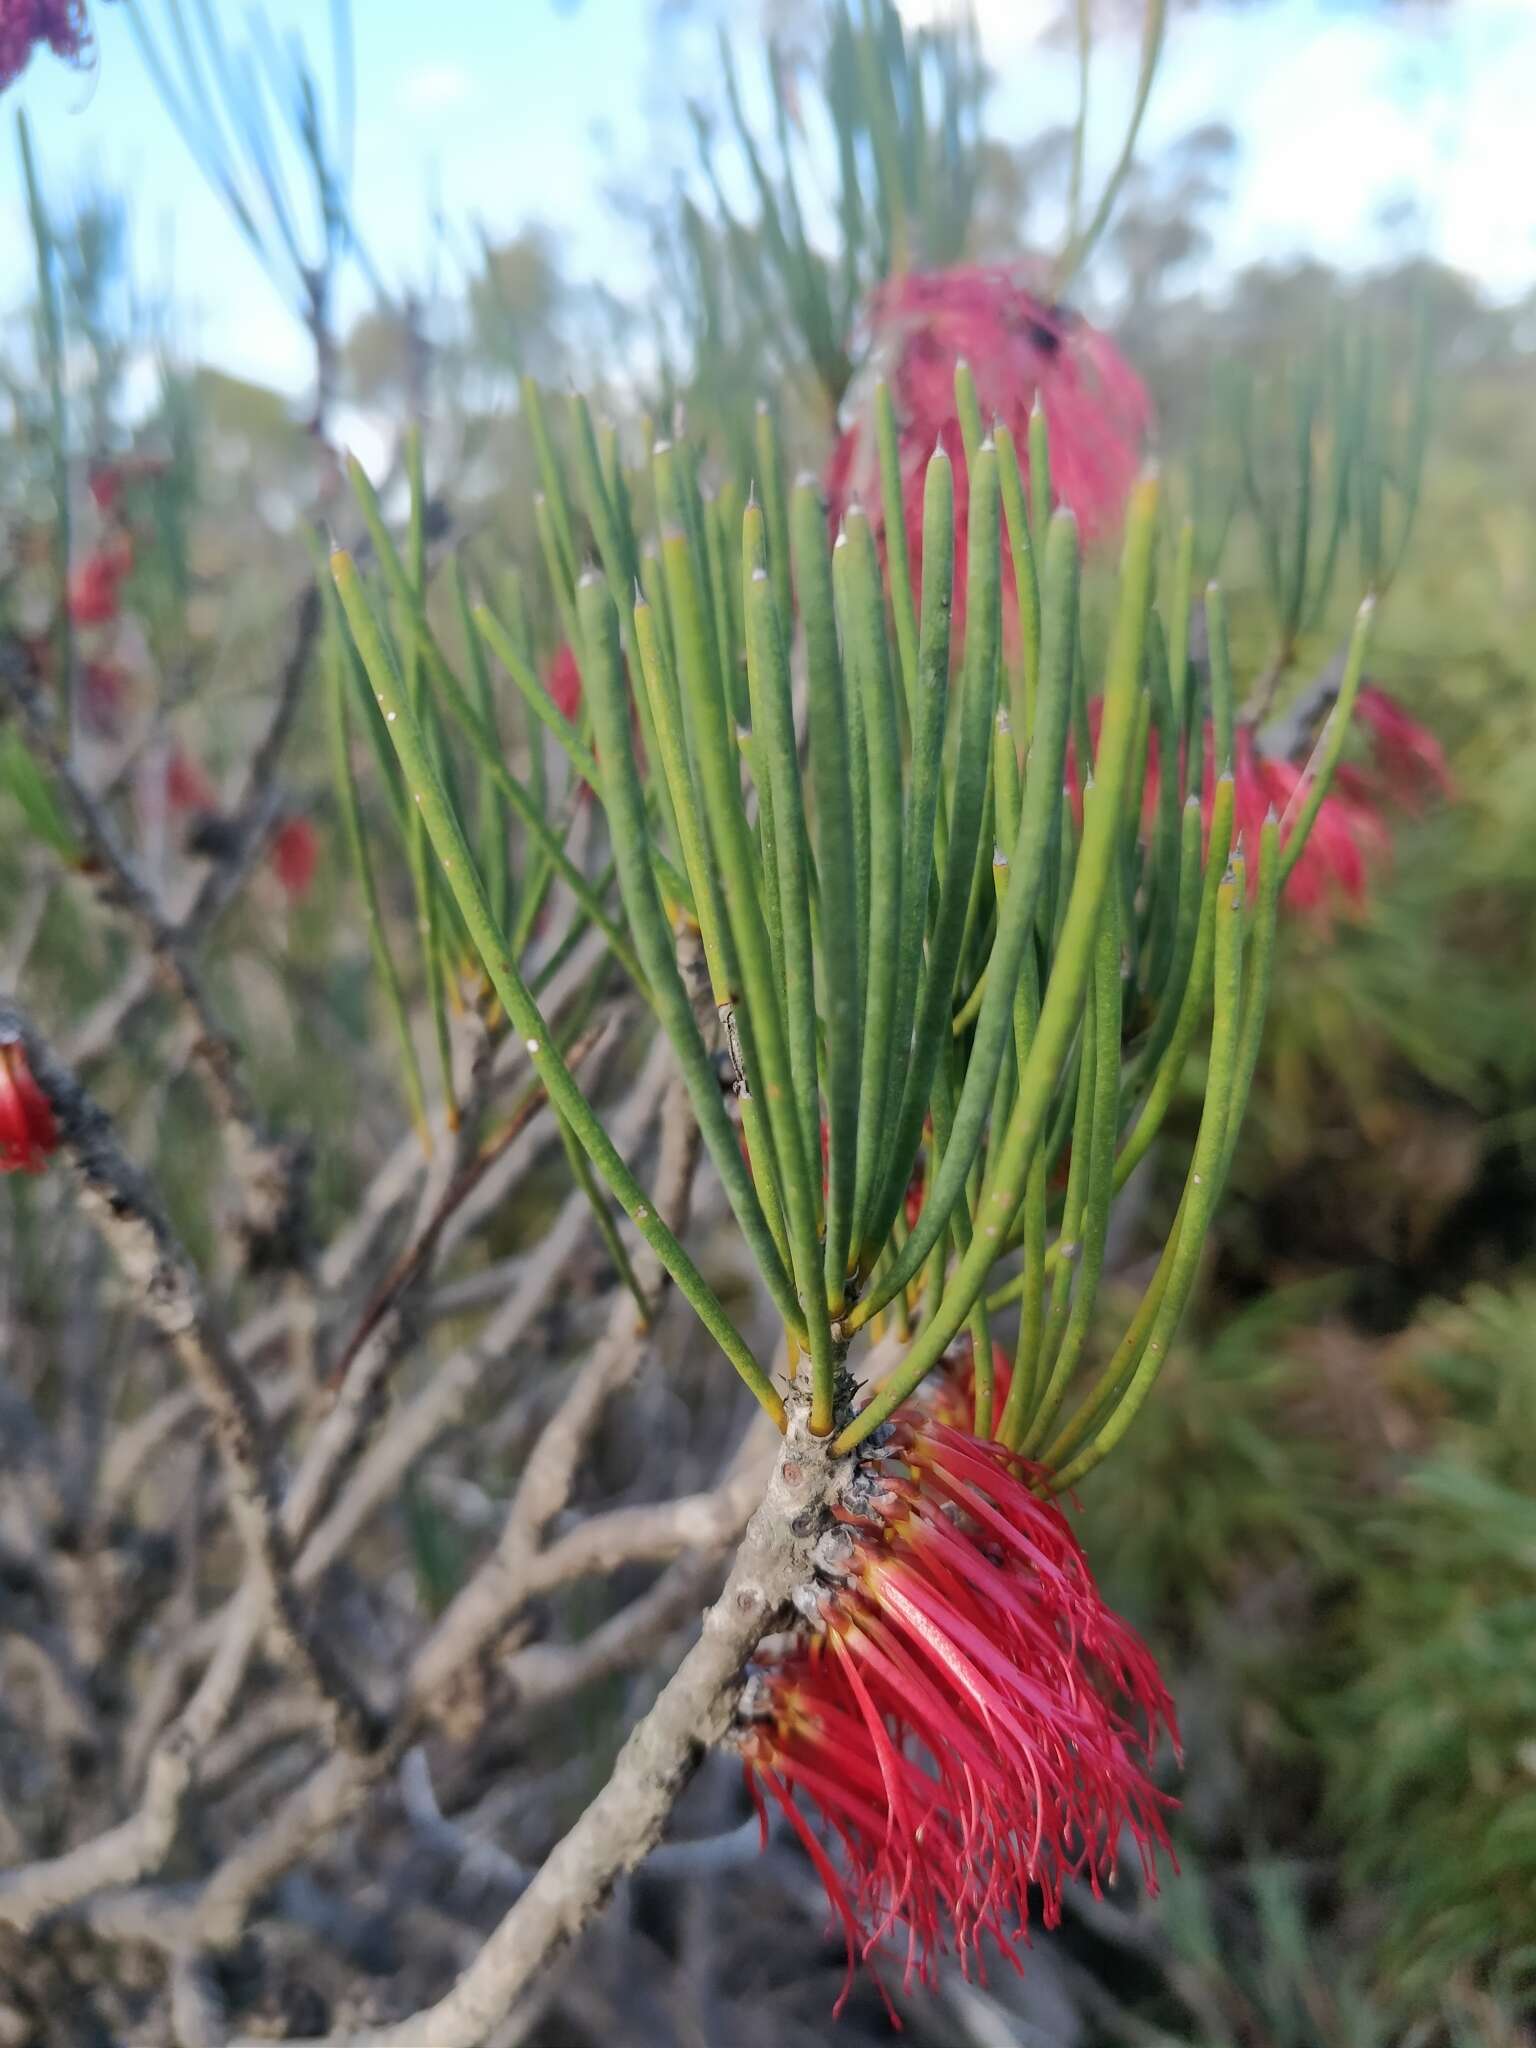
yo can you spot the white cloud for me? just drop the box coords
[401,62,475,116]
[899,0,1057,57]
[331,404,394,486]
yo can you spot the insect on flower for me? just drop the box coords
[740,1354,1177,2011]
[0,1034,59,1173]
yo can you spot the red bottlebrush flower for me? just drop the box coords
[269,814,319,901]
[547,642,583,723]
[741,1367,1177,2009]
[1069,683,1448,919]
[165,747,217,815]
[1,0,93,91]
[1230,735,1391,916]
[1352,684,1453,814]
[68,538,131,627]
[88,451,169,512]
[0,1035,59,1173]
[87,463,123,515]
[827,266,1151,632]
[544,639,648,802]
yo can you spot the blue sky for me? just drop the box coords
[2,0,1534,400]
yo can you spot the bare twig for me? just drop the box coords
[0,1004,376,1760]
[59,581,321,1076]
[276,1409,840,2048]
[169,1954,228,2048]
[1,641,309,1255]
[1,649,254,1133]
[398,1748,532,1898]
[404,1053,708,1708]
[0,1744,192,1936]
[325,1016,611,1391]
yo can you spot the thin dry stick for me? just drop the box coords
[177,1058,710,1946]
[1,645,307,1251]
[102,1018,645,1823]
[1,652,259,1134]
[5,1042,703,1957]
[0,1008,376,1750]
[59,581,321,1075]
[272,1410,842,2048]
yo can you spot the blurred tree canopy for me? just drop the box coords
[465,225,567,382]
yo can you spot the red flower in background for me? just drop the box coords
[1352,684,1453,815]
[87,451,168,515]
[87,464,123,515]
[742,1356,1176,2008]
[544,639,649,799]
[162,754,319,902]
[270,814,319,902]
[0,1036,59,1173]
[827,266,1151,628]
[165,747,216,815]
[68,537,132,627]
[547,643,583,724]
[0,0,92,91]
[1067,690,1451,918]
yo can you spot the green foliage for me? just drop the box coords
[1086,1283,1536,2036]
[664,0,988,426]
[465,226,567,386]
[5,5,1535,2025]
[1082,1281,1355,1626]
[1317,1287,1536,2008]
[324,371,1359,1457]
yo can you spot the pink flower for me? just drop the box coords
[1,0,92,92]
[741,1359,1176,2010]
[0,1035,59,1173]
[826,266,1151,632]
[269,814,319,901]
